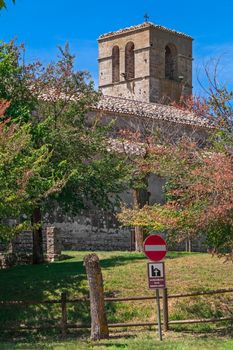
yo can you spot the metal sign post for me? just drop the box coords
[156,289,162,341]
[144,235,168,342]
[147,261,165,341]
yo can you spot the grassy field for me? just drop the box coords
[0,251,232,349]
[1,332,233,350]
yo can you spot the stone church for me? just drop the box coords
[50,21,207,252]
[1,22,209,265]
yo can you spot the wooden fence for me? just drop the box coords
[0,288,233,335]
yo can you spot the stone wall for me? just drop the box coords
[45,212,207,253]
[44,174,207,253]
[45,208,132,251]
[168,235,208,253]
[44,174,164,252]
[11,230,34,265]
[0,227,61,268]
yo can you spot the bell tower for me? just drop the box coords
[98,22,193,103]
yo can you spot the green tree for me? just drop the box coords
[0,100,65,243]
[0,41,37,123]
[0,42,130,263]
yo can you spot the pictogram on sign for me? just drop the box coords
[147,262,166,289]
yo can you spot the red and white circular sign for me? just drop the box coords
[143,235,167,262]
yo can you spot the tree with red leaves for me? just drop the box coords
[119,83,233,260]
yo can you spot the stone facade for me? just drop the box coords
[98,22,192,103]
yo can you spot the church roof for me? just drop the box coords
[36,90,208,128]
[92,95,209,127]
[98,22,192,41]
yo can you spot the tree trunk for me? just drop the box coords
[32,207,44,264]
[132,186,149,252]
[83,254,109,341]
[188,235,192,252]
[134,226,144,252]
[185,235,192,252]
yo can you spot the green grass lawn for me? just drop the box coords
[1,331,233,350]
[0,251,232,349]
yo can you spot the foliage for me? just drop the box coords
[29,43,129,213]
[0,41,130,245]
[0,100,67,241]
[119,88,233,259]
[0,41,36,123]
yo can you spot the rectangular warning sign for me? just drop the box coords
[147,262,166,289]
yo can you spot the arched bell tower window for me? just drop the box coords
[165,44,177,80]
[112,46,120,83]
[125,42,135,80]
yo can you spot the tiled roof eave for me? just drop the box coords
[91,105,209,128]
[98,22,192,41]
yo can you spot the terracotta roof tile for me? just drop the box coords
[92,95,208,127]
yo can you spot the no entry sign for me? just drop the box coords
[143,235,167,261]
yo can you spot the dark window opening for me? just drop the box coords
[112,46,120,83]
[125,42,135,80]
[165,44,177,80]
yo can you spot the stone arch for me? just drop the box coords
[112,46,120,83]
[165,44,177,80]
[125,42,135,80]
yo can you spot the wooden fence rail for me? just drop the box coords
[1,287,233,305]
[0,287,233,334]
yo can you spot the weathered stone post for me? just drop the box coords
[83,253,109,340]
[45,227,61,262]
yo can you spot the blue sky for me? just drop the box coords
[1,0,233,94]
